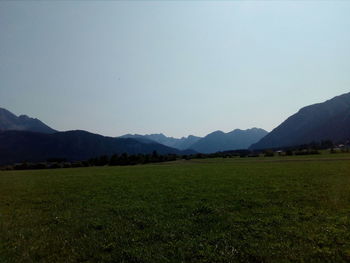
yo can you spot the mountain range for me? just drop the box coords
[2,91,350,164]
[120,133,201,150]
[251,92,350,149]
[0,107,268,163]
[120,129,268,153]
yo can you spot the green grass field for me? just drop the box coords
[1,155,350,262]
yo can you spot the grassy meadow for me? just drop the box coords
[1,155,350,262]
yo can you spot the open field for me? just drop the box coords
[1,155,350,262]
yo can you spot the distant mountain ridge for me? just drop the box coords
[119,133,202,150]
[9,90,350,163]
[0,108,56,134]
[0,130,194,165]
[251,92,350,149]
[122,128,268,153]
[189,128,268,153]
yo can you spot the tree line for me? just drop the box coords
[2,139,349,171]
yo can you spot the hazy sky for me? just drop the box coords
[1,1,350,137]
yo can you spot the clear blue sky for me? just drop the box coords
[1,1,349,137]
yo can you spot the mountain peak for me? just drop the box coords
[19,114,30,119]
[0,107,57,134]
[189,128,268,153]
[209,130,225,135]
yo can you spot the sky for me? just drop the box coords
[1,1,350,138]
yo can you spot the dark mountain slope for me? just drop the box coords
[0,130,190,165]
[0,107,56,134]
[251,92,350,149]
[190,128,268,153]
